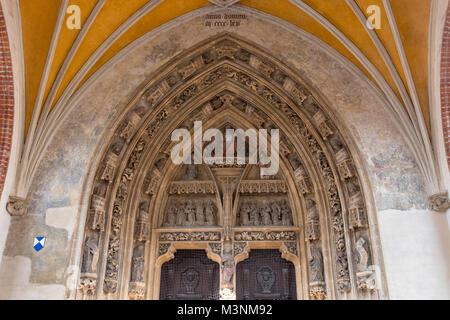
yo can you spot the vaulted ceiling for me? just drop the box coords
[19,0,431,137]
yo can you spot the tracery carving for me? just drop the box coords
[100,151,118,182]
[159,232,221,242]
[238,180,287,194]
[168,181,216,194]
[144,167,162,196]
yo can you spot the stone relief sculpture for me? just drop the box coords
[308,245,326,300]
[354,237,376,291]
[238,199,293,226]
[305,199,320,241]
[164,198,217,227]
[131,244,145,283]
[81,234,99,274]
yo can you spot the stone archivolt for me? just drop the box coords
[77,36,377,300]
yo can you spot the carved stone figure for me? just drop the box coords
[239,202,250,226]
[249,202,260,226]
[221,240,234,286]
[204,200,215,225]
[183,163,198,180]
[131,244,145,283]
[280,200,292,226]
[165,202,177,226]
[176,201,186,226]
[270,202,281,226]
[196,201,205,225]
[355,237,369,273]
[81,234,99,274]
[306,199,320,240]
[185,200,196,226]
[309,246,324,282]
[261,203,273,225]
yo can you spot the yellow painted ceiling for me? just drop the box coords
[20,0,431,135]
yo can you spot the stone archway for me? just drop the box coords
[76,35,384,300]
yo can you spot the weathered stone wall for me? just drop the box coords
[0,6,448,299]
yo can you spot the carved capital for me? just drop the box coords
[428,192,450,212]
[79,274,97,297]
[6,196,28,216]
[128,281,146,300]
[309,281,326,300]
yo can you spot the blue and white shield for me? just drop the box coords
[33,237,46,252]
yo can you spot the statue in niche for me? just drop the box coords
[221,240,234,286]
[309,246,324,282]
[185,200,196,226]
[165,202,177,226]
[81,233,99,274]
[288,154,302,170]
[176,200,186,226]
[239,202,250,226]
[205,200,215,226]
[261,203,272,225]
[329,134,344,153]
[138,202,149,221]
[183,162,198,181]
[196,200,205,225]
[249,202,260,226]
[280,200,292,226]
[131,243,145,283]
[271,202,281,226]
[355,237,370,272]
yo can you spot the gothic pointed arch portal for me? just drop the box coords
[78,35,384,300]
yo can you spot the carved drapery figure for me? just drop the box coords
[280,200,292,226]
[196,200,205,225]
[239,202,250,226]
[308,245,326,300]
[165,202,177,226]
[131,244,145,283]
[185,200,196,226]
[354,237,377,291]
[176,200,186,226]
[270,202,281,226]
[81,234,99,274]
[205,200,216,226]
[261,203,273,225]
[305,199,320,241]
[135,201,150,242]
[221,240,234,286]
